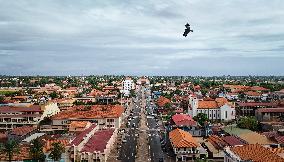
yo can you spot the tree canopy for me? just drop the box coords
[48,142,64,161]
[0,140,20,162]
[193,113,209,127]
[29,138,45,162]
[237,116,259,131]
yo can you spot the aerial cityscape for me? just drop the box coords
[1,0,284,162]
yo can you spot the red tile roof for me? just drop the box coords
[198,98,229,109]
[237,102,277,107]
[69,121,90,129]
[275,136,284,144]
[0,144,30,161]
[81,129,114,153]
[244,91,261,97]
[250,86,269,91]
[208,135,228,150]
[169,128,198,148]
[198,101,218,109]
[52,105,124,120]
[222,136,246,146]
[70,124,97,146]
[172,114,196,127]
[230,144,284,162]
[256,108,284,113]
[0,105,42,113]
[223,84,250,90]
[10,126,36,136]
[156,96,170,107]
[43,139,69,153]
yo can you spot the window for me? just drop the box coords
[225,111,228,119]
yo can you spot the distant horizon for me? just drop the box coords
[1,74,284,77]
[1,1,284,75]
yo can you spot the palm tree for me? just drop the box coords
[0,140,20,162]
[29,138,45,162]
[48,142,64,162]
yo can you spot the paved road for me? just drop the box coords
[144,85,164,162]
[118,86,145,162]
[118,99,141,162]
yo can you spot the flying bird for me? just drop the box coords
[183,23,193,37]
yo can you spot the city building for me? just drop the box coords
[0,105,42,130]
[224,144,284,162]
[66,124,116,162]
[171,114,202,136]
[169,128,204,161]
[188,96,235,121]
[51,105,125,129]
[8,126,37,142]
[236,102,277,117]
[256,108,284,122]
[121,77,135,96]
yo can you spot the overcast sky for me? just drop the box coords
[0,0,284,76]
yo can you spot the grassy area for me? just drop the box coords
[223,125,253,136]
[0,90,19,96]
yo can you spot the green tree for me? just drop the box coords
[164,102,171,109]
[237,116,259,131]
[30,138,45,162]
[0,96,4,104]
[49,91,58,99]
[193,113,209,127]
[48,142,64,161]
[0,140,20,162]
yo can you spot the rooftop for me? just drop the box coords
[69,121,90,129]
[198,98,229,109]
[237,102,277,107]
[156,96,170,107]
[0,105,42,113]
[230,144,284,162]
[10,126,36,136]
[52,105,124,120]
[70,124,97,146]
[80,129,115,153]
[169,128,198,148]
[172,114,197,126]
[256,107,284,113]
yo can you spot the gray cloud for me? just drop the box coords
[0,0,284,76]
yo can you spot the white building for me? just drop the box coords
[122,77,135,96]
[188,95,235,121]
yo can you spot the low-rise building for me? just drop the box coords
[66,124,116,162]
[0,105,42,130]
[256,107,284,122]
[224,144,284,162]
[188,96,235,121]
[236,102,277,117]
[52,105,124,129]
[69,121,91,132]
[8,126,37,142]
[169,128,205,161]
[171,114,202,136]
